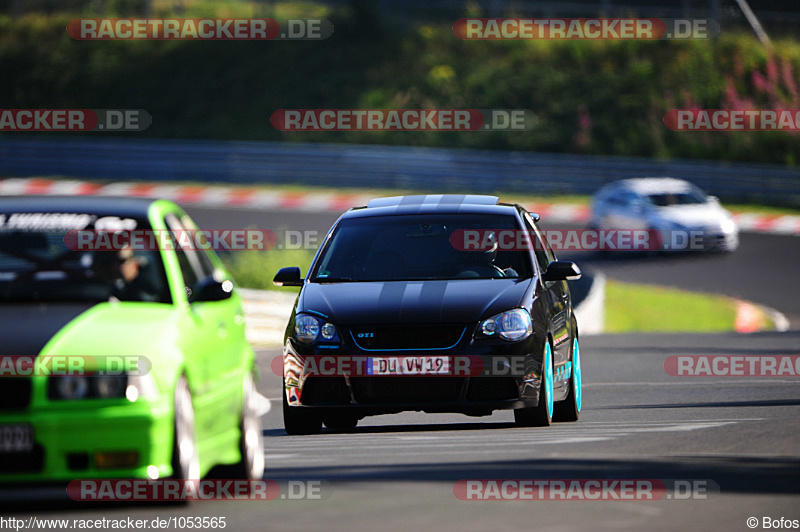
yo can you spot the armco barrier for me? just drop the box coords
[1,137,799,206]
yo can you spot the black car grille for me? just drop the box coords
[350,325,465,350]
[0,378,32,410]
[350,377,462,403]
[0,444,44,473]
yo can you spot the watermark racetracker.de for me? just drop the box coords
[664,355,800,377]
[270,109,537,131]
[453,18,718,40]
[67,18,333,40]
[0,109,150,132]
[453,479,719,500]
[66,479,332,501]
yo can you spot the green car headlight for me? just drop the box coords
[49,375,129,400]
[94,375,128,398]
[52,376,89,400]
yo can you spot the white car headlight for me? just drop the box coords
[479,309,533,342]
[720,217,737,234]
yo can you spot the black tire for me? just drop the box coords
[283,391,322,435]
[219,373,265,479]
[323,411,359,432]
[514,340,554,427]
[553,334,582,423]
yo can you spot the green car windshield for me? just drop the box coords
[312,213,533,282]
[0,216,170,303]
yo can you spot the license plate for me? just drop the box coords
[367,356,450,376]
[0,424,34,453]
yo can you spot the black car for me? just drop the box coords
[273,195,582,434]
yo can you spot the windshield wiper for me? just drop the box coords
[313,277,356,283]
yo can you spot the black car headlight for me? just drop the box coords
[294,314,339,344]
[478,309,533,342]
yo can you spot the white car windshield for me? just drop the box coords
[646,190,708,207]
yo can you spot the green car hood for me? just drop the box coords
[29,302,182,377]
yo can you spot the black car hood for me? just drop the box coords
[0,303,94,357]
[299,278,532,325]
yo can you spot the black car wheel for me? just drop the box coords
[553,331,582,423]
[514,340,554,427]
[323,411,359,431]
[283,390,322,435]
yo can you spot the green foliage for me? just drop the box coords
[220,249,316,290]
[2,13,798,164]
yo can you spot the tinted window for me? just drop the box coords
[646,189,708,207]
[0,213,169,303]
[312,213,532,282]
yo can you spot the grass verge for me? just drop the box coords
[221,249,317,291]
[604,279,774,333]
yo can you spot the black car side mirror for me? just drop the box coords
[190,275,233,303]
[542,261,582,282]
[273,267,303,287]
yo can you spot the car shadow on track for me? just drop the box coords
[593,398,800,409]
[259,455,800,495]
[263,421,519,438]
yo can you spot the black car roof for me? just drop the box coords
[343,194,520,219]
[0,195,158,217]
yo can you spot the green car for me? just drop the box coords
[0,196,264,485]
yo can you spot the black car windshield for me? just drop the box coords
[646,189,708,207]
[311,213,533,282]
[0,213,170,303]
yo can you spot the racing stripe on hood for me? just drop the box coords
[416,280,448,321]
[0,303,95,357]
[300,278,530,325]
[375,280,450,322]
[376,281,405,322]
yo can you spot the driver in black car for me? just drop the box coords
[457,230,518,278]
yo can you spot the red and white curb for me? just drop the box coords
[734,299,790,333]
[2,177,799,235]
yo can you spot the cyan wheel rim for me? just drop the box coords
[545,342,553,419]
[573,338,582,413]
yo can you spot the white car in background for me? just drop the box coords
[590,177,739,252]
